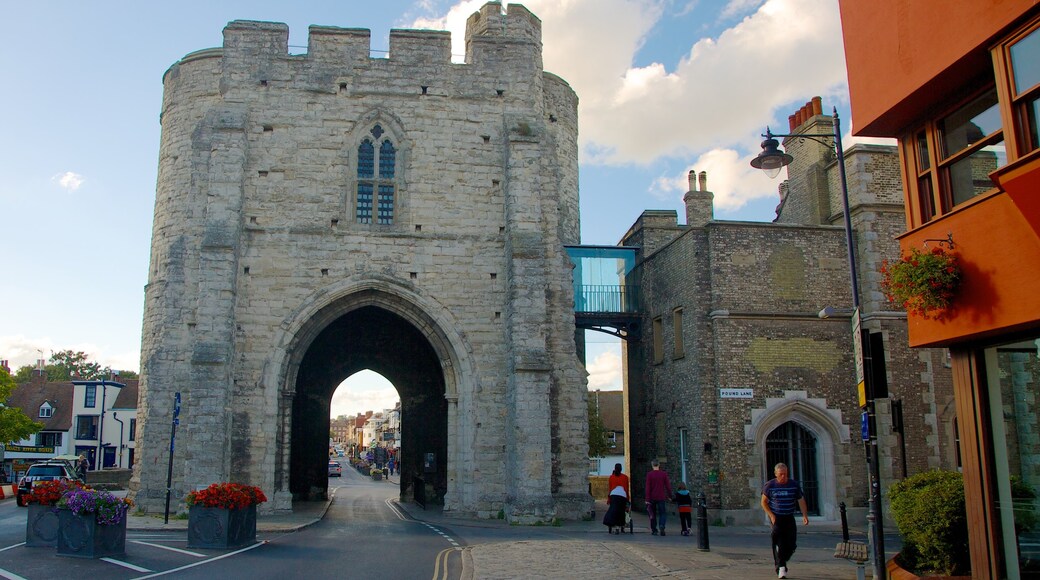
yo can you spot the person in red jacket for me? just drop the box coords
[645,460,673,536]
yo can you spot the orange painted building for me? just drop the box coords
[839,1,1040,577]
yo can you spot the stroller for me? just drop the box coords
[603,487,633,534]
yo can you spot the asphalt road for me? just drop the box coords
[0,468,462,579]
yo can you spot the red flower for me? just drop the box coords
[25,479,89,505]
[186,482,267,510]
[881,246,961,320]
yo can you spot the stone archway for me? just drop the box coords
[746,390,851,520]
[266,283,474,513]
[290,304,446,503]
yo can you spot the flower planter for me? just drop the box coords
[25,504,61,547]
[55,509,126,558]
[187,504,258,549]
[887,554,971,580]
[372,472,383,481]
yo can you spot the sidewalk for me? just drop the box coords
[121,481,881,579]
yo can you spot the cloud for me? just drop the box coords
[330,370,401,418]
[652,147,783,212]
[0,335,137,374]
[587,350,623,390]
[52,171,85,192]
[431,1,843,160]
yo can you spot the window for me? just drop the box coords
[129,418,137,441]
[672,308,684,359]
[904,14,1040,227]
[39,403,53,418]
[355,125,397,225]
[36,432,62,447]
[76,415,98,440]
[1004,20,1040,153]
[607,431,617,447]
[84,385,96,408]
[652,317,664,364]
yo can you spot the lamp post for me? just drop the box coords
[751,107,886,580]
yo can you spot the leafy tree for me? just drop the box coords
[49,350,104,381]
[1,367,43,444]
[12,350,136,384]
[587,399,610,458]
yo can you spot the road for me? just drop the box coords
[0,467,462,579]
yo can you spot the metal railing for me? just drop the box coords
[574,284,640,314]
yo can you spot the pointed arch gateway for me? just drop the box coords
[273,283,471,508]
[746,390,851,521]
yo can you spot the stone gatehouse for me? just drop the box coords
[133,3,591,523]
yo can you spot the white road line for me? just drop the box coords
[131,540,206,557]
[101,558,153,573]
[0,543,26,553]
[132,540,267,579]
[0,568,29,580]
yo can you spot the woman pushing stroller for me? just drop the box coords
[602,463,631,534]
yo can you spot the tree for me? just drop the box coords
[587,399,610,458]
[12,350,136,384]
[1,367,43,445]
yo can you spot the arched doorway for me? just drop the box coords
[290,305,448,504]
[766,421,820,515]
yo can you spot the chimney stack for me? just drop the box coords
[684,170,714,228]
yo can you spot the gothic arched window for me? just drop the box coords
[356,124,397,225]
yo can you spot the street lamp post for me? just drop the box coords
[751,107,886,580]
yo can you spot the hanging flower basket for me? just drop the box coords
[882,246,961,320]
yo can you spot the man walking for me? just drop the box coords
[760,463,809,578]
[645,460,673,536]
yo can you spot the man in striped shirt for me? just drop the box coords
[760,463,809,578]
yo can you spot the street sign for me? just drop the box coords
[851,308,864,386]
[861,412,870,441]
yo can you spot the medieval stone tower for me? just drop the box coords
[134,2,591,523]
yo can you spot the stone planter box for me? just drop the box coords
[55,509,127,558]
[25,504,61,547]
[187,505,258,549]
[372,472,383,481]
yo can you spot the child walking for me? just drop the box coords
[675,482,694,536]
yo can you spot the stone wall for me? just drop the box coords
[135,3,590,522]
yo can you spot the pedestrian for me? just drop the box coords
[674,481,693,536]
[760,462,809,579]
[76,454,89,480]
[387,458,395,477]
[602,463,631,534]
[645,459,673,536]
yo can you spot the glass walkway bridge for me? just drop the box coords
[565,245,641,339]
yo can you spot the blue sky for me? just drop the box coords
[1,0,879,416]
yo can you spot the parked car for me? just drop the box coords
[15,459,83,507]
[328,461,343,477]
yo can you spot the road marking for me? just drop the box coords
[131,540,206,557]
[101,558,153,572]
[0,568,29,580]
[0,543,26,553]
[431,547,462,580]
[131,540,267,579]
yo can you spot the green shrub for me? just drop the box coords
[888,470,969,576]
[1011,475,1039,535]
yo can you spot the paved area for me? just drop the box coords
[119,478,885,579]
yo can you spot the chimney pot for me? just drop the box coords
[788,115,797,132]
[688,170,697,192]
[698,171,707,192]
[812,96,823,116]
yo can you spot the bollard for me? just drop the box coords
[696,492,710,552]
[840,501,850,542]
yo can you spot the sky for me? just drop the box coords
[0,0,887,417]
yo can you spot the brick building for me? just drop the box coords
[621,101,957,525]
